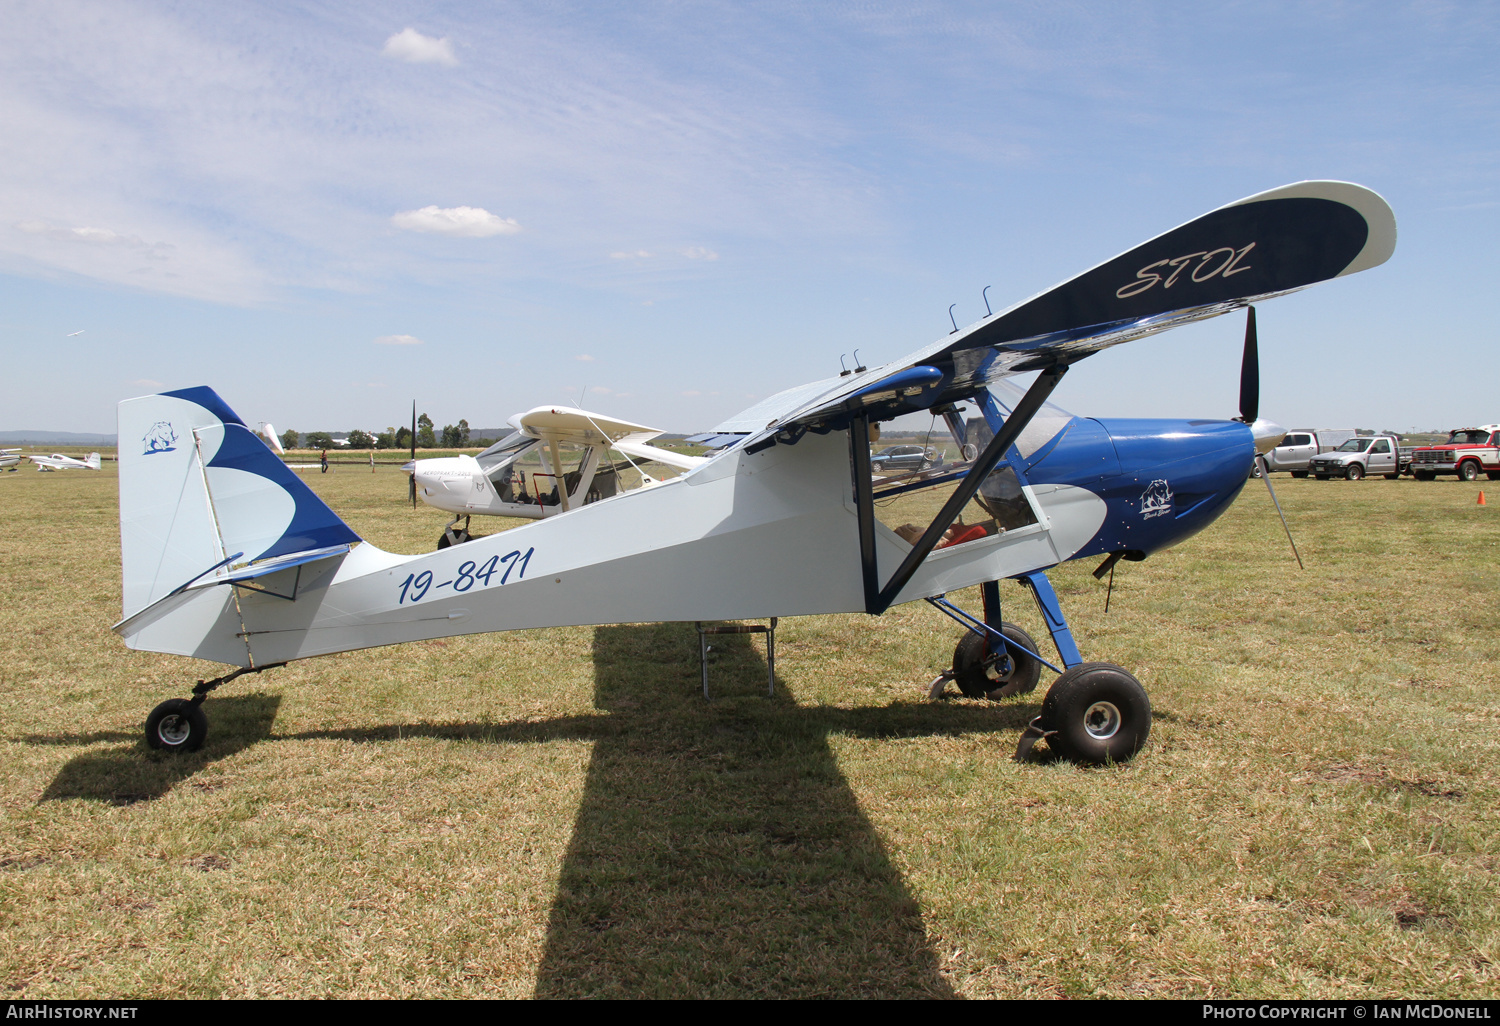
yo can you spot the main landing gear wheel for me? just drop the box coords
[952,624,1042,699]
[1039,663,1151,765]
[145,699,208,753]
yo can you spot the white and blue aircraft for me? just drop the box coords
[114,181,1395,765]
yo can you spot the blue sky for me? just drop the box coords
[2,1,1495,435]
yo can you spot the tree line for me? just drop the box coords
[280,415,486,451]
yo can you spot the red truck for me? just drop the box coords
[1409,425,1500,481]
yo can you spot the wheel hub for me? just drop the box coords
[157,714,190,746]
[1082,701,1122,740]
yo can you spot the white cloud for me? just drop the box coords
[130,378,164,389]
[682,246,718,261]
[610,249,651,259]
[574,354,594,362]
[18,219,174,259]
[381,28,457,67]
[374,334,423,345]
[391,205,520,237]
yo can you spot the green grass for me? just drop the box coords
[1,461,1498,997]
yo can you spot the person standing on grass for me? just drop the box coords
[320,449,328,474]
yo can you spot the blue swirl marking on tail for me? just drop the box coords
[166,386,360,563]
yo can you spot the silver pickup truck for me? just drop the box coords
[1255,429,1356,477]
[1308,434,1406,480]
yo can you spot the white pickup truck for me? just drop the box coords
[1307,434,1404,480]
[1256,428,1356,477]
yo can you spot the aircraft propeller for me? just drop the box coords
[1236,305,1304,570]
[409,402,417,508]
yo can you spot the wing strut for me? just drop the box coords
[852,364,1069,615]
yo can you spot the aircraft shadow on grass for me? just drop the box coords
[35,624,1055,996]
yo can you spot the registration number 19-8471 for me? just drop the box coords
[397,547,535,605]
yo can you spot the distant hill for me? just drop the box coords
[0,430,117,445]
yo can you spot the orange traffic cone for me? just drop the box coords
[1480,491,1487,506]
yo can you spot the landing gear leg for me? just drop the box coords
[143,663,284,754]
[438,514,472,549]
[1011,570,1152,765]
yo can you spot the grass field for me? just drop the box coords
[2,457,1498,998]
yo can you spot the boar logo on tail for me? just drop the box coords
[142,421,178,455]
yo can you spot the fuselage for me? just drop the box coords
[119,405,1266,668]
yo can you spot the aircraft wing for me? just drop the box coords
[518,406,661,446]
[719,181,1395,449]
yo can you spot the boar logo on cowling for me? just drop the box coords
[142,421,177,455]
[1140,479,1173,519]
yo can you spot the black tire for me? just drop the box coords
[1384,473,1400,480]
[1290,471,1308,479]
[145,699,208,753]
[1488,472,1500,481]
[1414,471,1435,481]
[1346,464,1364,481]
[1249,463,1263,479]
[952,624,1042,699]
[1040,663,1151,765]
[1459,461,1481,482]
[437,528,470,549]
[1314,475,1329,481]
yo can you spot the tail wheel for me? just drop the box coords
[1040,663,1151,765]
[145,699,208,753]
[952,624,1042,699]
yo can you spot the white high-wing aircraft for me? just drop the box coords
[0,448,22,471]
[403,405,707,547]
[113,181,1396,766]
[30,452,101,471]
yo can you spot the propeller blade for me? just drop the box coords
[1239,305,1259,424]
[1256,454,1304,569]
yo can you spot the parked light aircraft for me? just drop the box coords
[30,452,101,471]
[403,406,707,547]
[113,181,1395,765]
[1,448,22,471]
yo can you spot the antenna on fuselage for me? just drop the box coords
[982,285,993,317]
[839,354,852,377]
[948,304,959,334]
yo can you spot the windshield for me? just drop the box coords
[1335,439,1372,453]
[475,431,540,471]
[1446,430,1490,445]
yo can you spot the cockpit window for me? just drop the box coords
[475,431,540,472]
[985,379,1074,460]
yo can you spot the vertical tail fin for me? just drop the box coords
[118,386,360,619]
[85,452,101,469]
